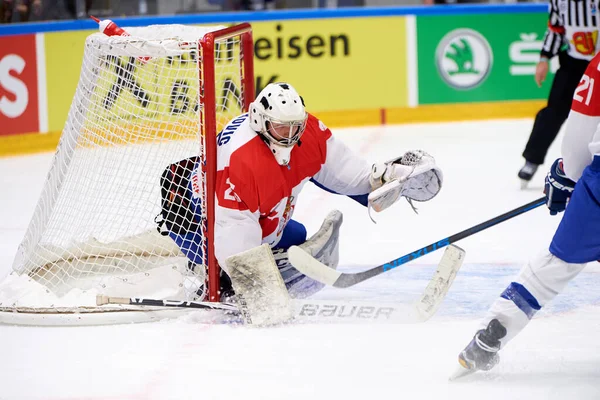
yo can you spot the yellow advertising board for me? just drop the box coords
[0,9,551,157]
[251,17,409,113]
[45,30,243,137]
[45,29,94,133]
[0,17,409,155]
[42,17,408,136]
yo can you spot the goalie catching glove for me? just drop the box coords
[368,150,443,213]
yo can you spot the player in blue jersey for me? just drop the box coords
[453,51,600,378]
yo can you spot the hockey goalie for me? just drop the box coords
[157,82,443,325]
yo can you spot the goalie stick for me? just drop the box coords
[288,196,546,289]
[96,245,464,324]
[96,295,240,313]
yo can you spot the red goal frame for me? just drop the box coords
[200,23,255,302]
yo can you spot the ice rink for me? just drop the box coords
[1,118,599,400]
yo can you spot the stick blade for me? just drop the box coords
[449,364,476,381]
[288,245,342,286]
[415,244,465,321]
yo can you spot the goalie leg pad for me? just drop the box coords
[226,243,293,326]
[276,210,343,298]
[297,209,342,270]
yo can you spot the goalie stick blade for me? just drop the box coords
[293,299,418,324]
[287,245,343,286]
[289,244,463,321]
[415,244,465,322]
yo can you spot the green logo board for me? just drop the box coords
[417,13,553,104]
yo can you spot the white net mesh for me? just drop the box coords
[0,24,251,312]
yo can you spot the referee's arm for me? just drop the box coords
[541,0,565,61]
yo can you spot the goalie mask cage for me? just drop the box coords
[0,23,254,325]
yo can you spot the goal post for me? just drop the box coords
[0,23,255,324]
[201,23,255,302]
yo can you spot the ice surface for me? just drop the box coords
[1,119,599,400]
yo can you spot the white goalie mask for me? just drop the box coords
[249,83,308,166]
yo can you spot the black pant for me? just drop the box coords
[522,52,589,165]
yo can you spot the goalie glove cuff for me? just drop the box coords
[368,179,403,213]
[369,162,391,190]
[369,159,415,190]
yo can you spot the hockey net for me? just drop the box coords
[0,23,254,325]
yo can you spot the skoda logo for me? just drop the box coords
[436,29,493,90]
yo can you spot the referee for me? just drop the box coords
[518,0,597,186]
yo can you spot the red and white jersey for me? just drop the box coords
[208,113,372,270]
[563,51,600,180]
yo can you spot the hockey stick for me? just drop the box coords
[96,295,240,314]
[96,281,460,323]
[97,246,464,324]
[288,196,546,289]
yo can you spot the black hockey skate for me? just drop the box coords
[219,270,236,302]
[450,319,507,380]
[518,161,539,189]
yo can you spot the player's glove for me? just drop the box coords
[544,158,575,215]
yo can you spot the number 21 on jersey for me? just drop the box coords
[574,74,594,106]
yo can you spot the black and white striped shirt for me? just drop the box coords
[542,0,600,60]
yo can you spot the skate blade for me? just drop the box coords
[520,179,529,190]
[448,365,476,381]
